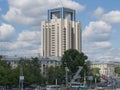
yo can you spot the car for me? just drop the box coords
[12,88,19,90]
[24,87,33,90]
[96,86,104,90]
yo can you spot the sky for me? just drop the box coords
[0,0,120,62]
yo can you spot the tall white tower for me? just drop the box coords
[41,7,82,57]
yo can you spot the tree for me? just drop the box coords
[0,55,2,60]
[31,57,42,85]
[61,49,88,74]
[91,67,100,76]
[0,60,17,87]
[0,57,43,87]
[46,66,65,85]
[18,57,42,86]
[0,59,11,68]
[91,67,100,83]
[115,67,120,74]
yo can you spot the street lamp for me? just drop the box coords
[65,66,69,88]
[95,73,99,84]
[19,66,24,90]
[84,61,87,86]
[84,69,86,86]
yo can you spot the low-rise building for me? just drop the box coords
[1,55,61,75]
[91,61,120,77]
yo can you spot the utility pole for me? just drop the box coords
[65,67,69,88]
[84,69,86,86]
[19,67,24,90]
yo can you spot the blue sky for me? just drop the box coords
[0,0,120,62]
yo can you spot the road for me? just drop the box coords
[87,88,120,90]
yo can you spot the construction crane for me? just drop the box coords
[70,66,83,84]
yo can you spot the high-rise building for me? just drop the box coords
[41,7,82,57]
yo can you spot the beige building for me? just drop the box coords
[91,61,120,77]
[41,7,82,57]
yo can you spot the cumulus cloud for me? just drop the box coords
[0,23,15,41]
[83,21,112,42]
[92,7,120,24]
[82,20,113,61]
[3,7,38,26]
[102,10,120,24]
[11,30,41,49]
[94,48,120,62]
[0,30,41,56]
[3,0,85,26]
[94,41,111,49]
[84,8,120,61]
[17,30,41,42]
[83,41,112,55]
[92,7,104,18]
[0,42,12,51]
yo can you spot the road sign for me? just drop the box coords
[20,76,24,80]
[87,76,93,81]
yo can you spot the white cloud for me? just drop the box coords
[0,23,15,41]
[17,30,41,42]
[94,41,111,49]
[0,30,41,56]
[102,10,120,24]
[83,41,112,55]
[3,0,85,26]
[3,7,39,26]
[83,21,112,42]
[92,7,104,18]
[95,48,120,62]
[82,20,113,61]
[0,42,12,51]
[84,8,120,61]
[11,30,41,49]
[92,7,120,24]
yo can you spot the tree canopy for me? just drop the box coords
[46,66,65,85]
[115,67,120,74]
[61,49,88,74]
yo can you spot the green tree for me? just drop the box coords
[91,67,100,83]
[31,57,42,85]
[18,57,42,86]
[46,66,65,85]
[0,55,2,60]
[85,61,92,75]
[0,59,11,68]
[61,49,88,74]
[0,57,42,87]
[115,67,120,74]
[0,60,16,86]
[91,67,100,75]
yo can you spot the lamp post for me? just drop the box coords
[84,69,86,86]
[65,66,69,88]
[95,73,99,84]
[84,61,87,86]
[19,67,24,90]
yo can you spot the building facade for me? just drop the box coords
[41,7,82,57]
[2,55,61,75]
[91,61,120,77]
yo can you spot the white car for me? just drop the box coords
[96,86,104,90]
